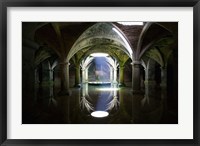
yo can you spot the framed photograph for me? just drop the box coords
[0,0,199,145]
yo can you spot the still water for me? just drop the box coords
[22,83,178,124]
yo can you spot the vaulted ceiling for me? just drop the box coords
[22,22,178,67]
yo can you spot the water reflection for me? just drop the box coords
[23,83,178,124]
[80,84,120,116]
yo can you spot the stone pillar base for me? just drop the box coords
[118,83,126,87]
[112,81,118,84]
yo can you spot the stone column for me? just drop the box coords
[132,61,141,93]
[35,68,40,84]
[74,65,81,87]
[49,69,54,81]
[82,68,85,83]
[113,68,118,84]
[160,66,167,88]
[85,68,88,82]
[110,67,113,83]
[59,61,70,95]
[140,73,145,89]
[40,61,53,85]
[22,39,39,100]
[119,65,125,87]
[66,62,70,94]
[49,83,54,98]
[144,80,156,99]
[113,83,118,97]
[160,66,167,99]
[144,64,156,97]
[42,69,49,83]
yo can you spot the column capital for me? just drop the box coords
[131,60,141,65]
[75,65,80,69]
[114,68,118,71]
[119,65,125,69]
[81,67,85,71]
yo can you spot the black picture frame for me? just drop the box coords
[0,0,199,145]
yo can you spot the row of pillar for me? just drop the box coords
[59,61,70,95]
[132,60,167,94]
[35,69,54,84]
[81,66,120,84]
[35,60,167,96]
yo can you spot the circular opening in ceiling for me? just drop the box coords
[91,111,109,118]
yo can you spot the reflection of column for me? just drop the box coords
[82,84,86,97]
[81,83,89,97]
[85,83,88,96]
[74,65,81,87]
[48,84,57,109]
[49,84,54,98]
[113,84,117,97]
[59,61,70,95]
[132,61,141,93]
[119,66,125,87]
[67,96,71,123]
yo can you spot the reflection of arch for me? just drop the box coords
[80,84,119,113]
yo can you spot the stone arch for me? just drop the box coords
[67,22,133,62]
[80,53,119,84]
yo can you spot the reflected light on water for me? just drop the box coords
[97,88,119,91]
[91,111,109,118]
